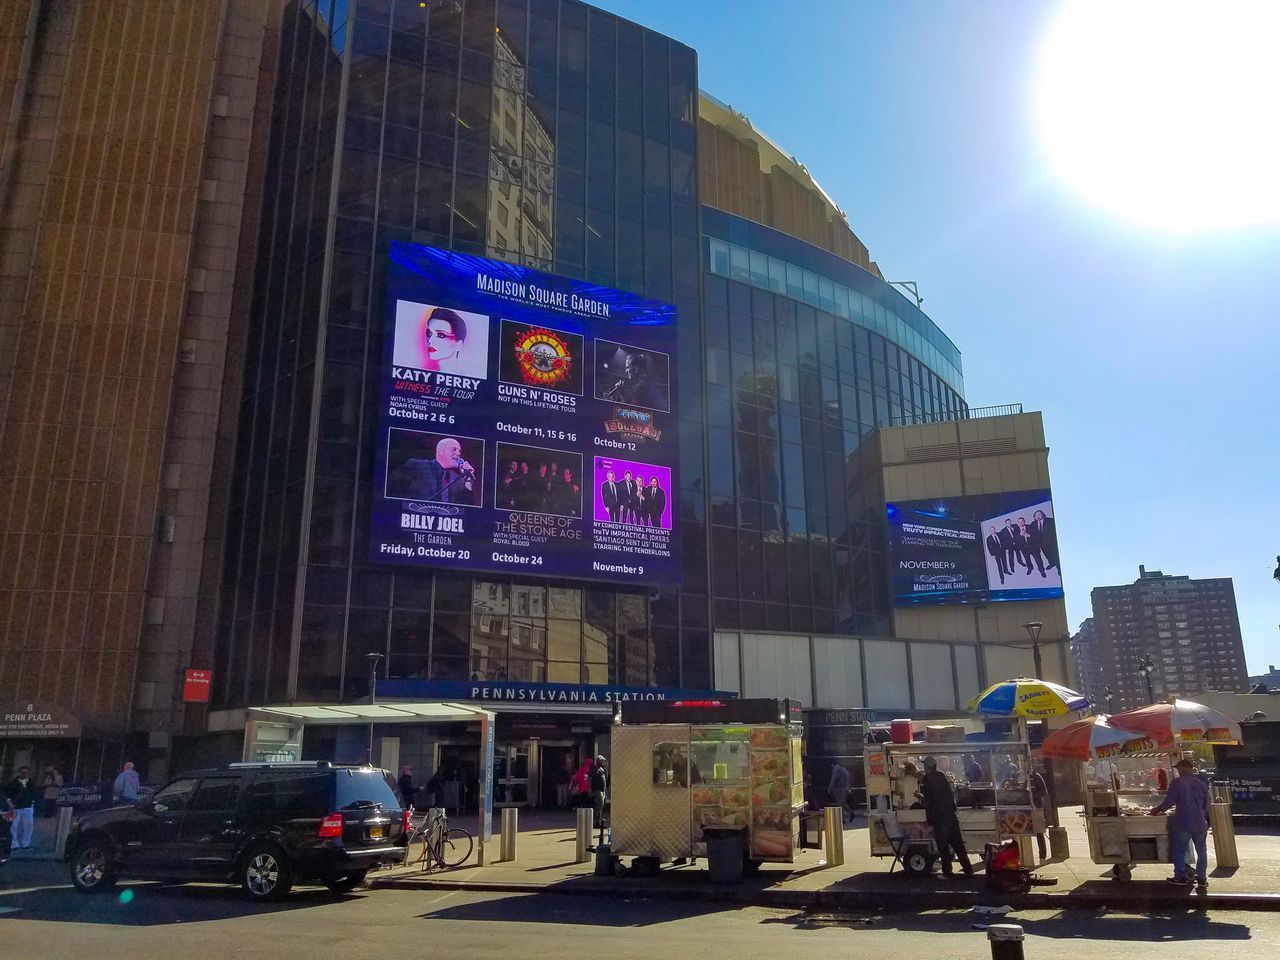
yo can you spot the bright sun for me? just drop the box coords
[1036,0,1280,233]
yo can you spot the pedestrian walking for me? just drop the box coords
[827,761,852,824]
[556,756,573,808]
[589,755,608,828]
[42,765,63,818]
[570,758,592,807]
[112,760,140,805]
[1151,757,1212,888]
[6,766,38,849]
[920,756,973,879]
[397,764,416,808]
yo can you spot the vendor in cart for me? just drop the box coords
[895,761,923,809]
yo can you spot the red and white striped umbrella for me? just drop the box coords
[1041,714,1173,762]
[1108,698,1242,745]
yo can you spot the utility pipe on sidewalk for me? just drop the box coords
[500,807,518,862]
[575,806,593,863]
[823,806,845,867]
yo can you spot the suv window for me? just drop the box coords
[241,771,331,819]
[151,778,198,813]
[189,777,241,812]
[335,769,402,812]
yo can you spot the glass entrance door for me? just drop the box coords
[493,743,531,806]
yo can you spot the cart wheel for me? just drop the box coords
[905,850,935,877]
[1111,863,1132,882]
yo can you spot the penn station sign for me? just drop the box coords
[377,678,736,707]
[0,701,82,738]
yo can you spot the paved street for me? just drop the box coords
[1,861,1277,960]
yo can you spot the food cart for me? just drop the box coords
[1078,750,1181,880]
[865,734,1045,876]
[610,698,807,873]
[1046,701,1243,881]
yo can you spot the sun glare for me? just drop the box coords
[1036,0,1280,233]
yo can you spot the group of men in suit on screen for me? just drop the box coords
[984,509,1058,584]
[500,458,582,518]
[599,468,667,527]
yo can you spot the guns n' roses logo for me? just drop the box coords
[513,327,574,388]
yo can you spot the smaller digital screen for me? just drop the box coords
[886,488,1063,606]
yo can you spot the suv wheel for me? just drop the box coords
[70,839,119,893]
[240,843,293,902]
[322,869,368,894]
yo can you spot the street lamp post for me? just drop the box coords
[366,651,385,765]
[1021,620,1044,678]
[1104,685,1115,712]
[1138,655,1155,704]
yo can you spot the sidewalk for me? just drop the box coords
[372,807,1280,912]
[4,815,61,863]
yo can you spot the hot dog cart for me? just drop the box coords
[1077,752,1184,880]
[865,736,1045,875]
[610,698,807,871]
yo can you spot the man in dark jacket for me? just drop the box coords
[589,756,608,828]
[920,756,973,879]
[425,768,446,809]
[6,766,38,850]
[397,765,416,809]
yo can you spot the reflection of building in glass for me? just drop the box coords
[488,27,554,268]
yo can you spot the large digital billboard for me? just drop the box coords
[886,489,1062,605]
[371,242,680,586]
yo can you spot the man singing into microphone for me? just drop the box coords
[389,436,479,505]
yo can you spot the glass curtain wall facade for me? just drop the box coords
[700,209,966,639]
[215,0,707,709]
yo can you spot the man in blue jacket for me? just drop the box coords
[1151,757,1212,887]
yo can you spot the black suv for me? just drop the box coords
[66,762,407,900]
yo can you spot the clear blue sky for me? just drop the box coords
[594,0,1280,674]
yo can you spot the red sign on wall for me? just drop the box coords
[183,669,212,703]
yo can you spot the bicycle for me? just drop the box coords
[405,807,474,872]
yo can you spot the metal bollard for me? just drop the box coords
[575,806,594,863]
[54,806,75,858]
[1210,800,1239,868]
[987,924,1025,960]
[500,807,518,862]
[823,806,845,867]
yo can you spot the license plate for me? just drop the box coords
[369,825,383,839]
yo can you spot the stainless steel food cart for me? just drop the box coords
[865,736,1045,875]
[1079,752,1180,881]
[610,698,807,871]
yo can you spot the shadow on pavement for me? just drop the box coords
[418,890,739,927]
[0,877,361,926]
[760,906,1253,941]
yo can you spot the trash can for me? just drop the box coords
[703,826,746,884]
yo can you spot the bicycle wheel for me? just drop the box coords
[439,827,474,868]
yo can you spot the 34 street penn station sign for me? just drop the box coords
[377,678,736,707]
[0,701,82,738]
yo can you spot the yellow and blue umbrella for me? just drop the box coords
[965,678,1090,719]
